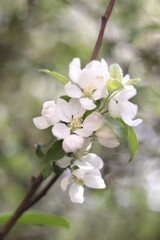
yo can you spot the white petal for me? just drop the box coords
[84,153,104,169]
[43,101,56,109]
[69,98,85,118]
[56,98,72,122]
[72,168,85,178]
[62,134,84,153]
[108,99,120,118]
[69,58,81,84]
[69,183,84,203]
[83,111,102,131]
[75,160,94,171]
[74,127,93,137]
[84,174,106,189]
[96,125,120,148]
[42,107,59,125]
[119,87,137,101]
[33,116,50,129]
[123,74,130,84]
[78,68,95,89]
[60,175,71,192]
[120,101,137,118]
[80,98,96,110]
[120,101,142,126]
[69,58,81,69]
[101,58,108,72]
[57,156,71,168]
[65,82,83,98]
[52,123,70,139]
[89,169,102,176]
[92,86,106,100]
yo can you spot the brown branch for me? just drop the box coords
[0,173,43,240]
[0,173,60,240]
[90,0,116,61]
[0,1,116,239]
[27,173,60,208]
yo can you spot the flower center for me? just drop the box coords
[69,117,83,131]
[75,178,84,186]
[83,84,94,98]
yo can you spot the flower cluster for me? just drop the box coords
[33,58,142,203]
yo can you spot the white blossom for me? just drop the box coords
[52,99,106,152]
[96,125,120,148]
[33,101,59,129]
[66,58,108,110]
[108,86,142,126]
[60,153,106,203]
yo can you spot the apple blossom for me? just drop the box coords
[60,153,106,203]
[33,101,59,129]
[108,86,142,126]
[66,58,108,110]
[33,57,142,204]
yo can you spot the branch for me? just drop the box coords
[0,173,43,240]
[27,173,60,208]
[90,0,116,61]
[0,1,116,239]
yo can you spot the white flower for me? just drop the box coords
[96,125,120,148]
[66,58,108,110]
[33,101,59,129]
[108,86,142,126]
[75,110,119,148]
[60,153,106,204]
[62,134,84,153]
[52,99,104,152]
[74,153,104,171]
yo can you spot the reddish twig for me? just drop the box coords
[0,1,116,239]
[27,173,60,208]
[90,0,116,61]
[0,173,43,240]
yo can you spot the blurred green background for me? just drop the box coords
[0,0,160,239]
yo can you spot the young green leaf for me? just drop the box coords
[42,161,52,179]
[128,127,138,162]
[39,69,69,84]
[0,212,70,229]
[45,140,65,162]
[106,79,124,94]
[126,78,140,85]
[52,162,64,175]
[35,145,45,160]
[109,64,123,82]
[42,140,65,179]
[105,116,128,142]
[60,95,71,102]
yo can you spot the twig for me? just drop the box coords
[27,174,60,208]
[0,173,43,240]
[0,1,116,239]
[90,0,116,61]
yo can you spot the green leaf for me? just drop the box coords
[35,145,45,160]
[52,162,64,175]
[106,79,124,94]
[42,161,52,179]
[60,95,71,102]
[105,116,128,142]
[39,69,69,84]
[109,64,123,82]
[42,140,65,179]
[83,110,95,120]
[126,78,140,85]
[0,212,70,229]
[45,140,65,162]
[128,127,138,162]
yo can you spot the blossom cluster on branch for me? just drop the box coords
[33,58,142,203]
